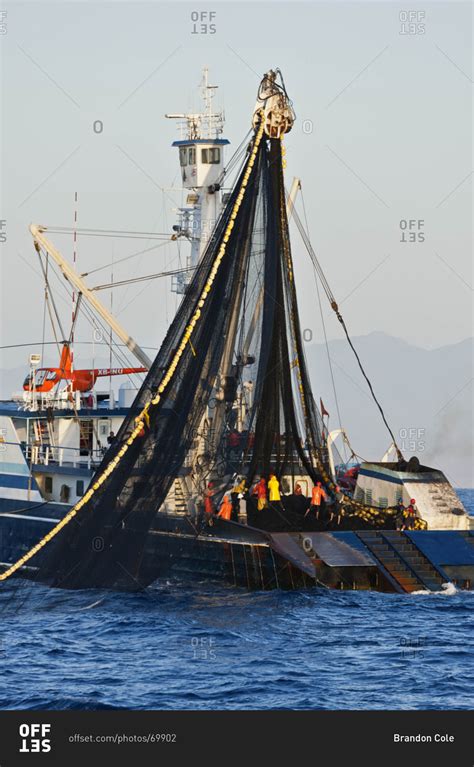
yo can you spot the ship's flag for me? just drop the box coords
[320,398,330,418]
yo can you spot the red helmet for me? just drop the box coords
[410,498,416,504]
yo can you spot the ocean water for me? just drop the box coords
[0,490,473,711]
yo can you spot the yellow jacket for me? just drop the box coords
[268,476,281,502]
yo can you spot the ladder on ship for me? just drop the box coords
[31,418,57,463]
[357,531,447,593]
[173,478,189,515]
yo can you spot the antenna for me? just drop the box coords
[201,66,220,137]
[165,67,224,140]
[71,191,78,371]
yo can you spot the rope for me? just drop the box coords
[82,240,171,278]
[46,227,172,238]
[36,249,65,345]
[335,312,402,461]
[40,255,49,369]
[0,113,267,584]
[291,202,403,461]
[299,190,347,459]
[91,265,195,292]
[287,187,410,520]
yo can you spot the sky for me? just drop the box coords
[0,1,472,384]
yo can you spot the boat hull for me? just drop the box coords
[1,500,473,593]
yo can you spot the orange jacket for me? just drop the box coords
[311,485,327,506]
[218,496,232,520]
[253,480,267,500]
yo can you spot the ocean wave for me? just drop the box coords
[1,492,473,710]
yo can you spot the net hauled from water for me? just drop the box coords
[1,113,413,592]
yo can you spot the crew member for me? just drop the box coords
[268,473,284,513]
[107,430,116,446]
[307,481,327,519]
[396,497,405,530]
[231,477,246,522]
[228,430,240,449]
[217,494,232,521]
[292,483,309,515]
[268,473,281,503]
[333,484,344,525]
[204,482,215,516]
[403,498,418,530]
[252,476,267,511]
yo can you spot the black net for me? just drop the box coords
[12,126,401,592]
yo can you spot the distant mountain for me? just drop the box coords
[2,335,473,486]
[305,332,474,487]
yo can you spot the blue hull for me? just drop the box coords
[1,498,473,592]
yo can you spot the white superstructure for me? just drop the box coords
[166,68,229,294]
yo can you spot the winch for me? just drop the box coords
[252,69,295,138]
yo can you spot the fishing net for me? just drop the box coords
[21,133,310,587]
[2,120,405,593]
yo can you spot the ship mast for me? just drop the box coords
[165,67,229,294]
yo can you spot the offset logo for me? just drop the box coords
[19,723,52,753]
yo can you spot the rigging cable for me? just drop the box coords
[40,254,49,366]
[299,188,347,461]
[291,202,403,460]
[36,249,66,342]
[0,342,159,351]
[217,128,253,187]
[45,226,172,238]
[114,212,163,317]
[91,265,195,292]
[81,240,171,278]
[38,249,146,388]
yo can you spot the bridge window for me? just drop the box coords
[76,480,84,496]
[201,147,220,164]
[179,147,196,166]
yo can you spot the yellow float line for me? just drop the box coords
[0,115,267,583]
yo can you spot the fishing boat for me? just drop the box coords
[1,69,472,594]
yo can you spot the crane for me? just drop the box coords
[30,224,153,369]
